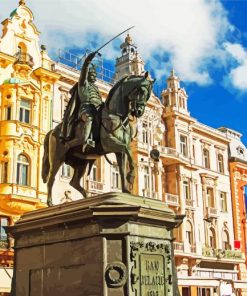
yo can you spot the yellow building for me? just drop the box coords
[0,1,60,294]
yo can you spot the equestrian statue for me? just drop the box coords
[42,33,154,206]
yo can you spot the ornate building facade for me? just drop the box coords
[0,1,59,294]
[0,1,246,296]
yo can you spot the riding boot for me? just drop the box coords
[82,123,95,152]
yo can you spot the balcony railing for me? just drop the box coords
[14,52,34,68]
[87,180,104,193]
[142,189,159,199]
[185,199,194,208]
[174,242,184,252]
[202,247,242,259]
[165,193,179,206]
[206,207,218,218]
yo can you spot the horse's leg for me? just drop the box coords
[102,132,136,190]
[125,146,135,186]
[116,152,130,193]
[69,160,90,198]
[47,159,63,206]
[46,131,66,206]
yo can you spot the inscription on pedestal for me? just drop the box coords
[140,254,165,296]
[130,240,172,296]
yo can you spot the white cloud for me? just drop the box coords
[224,42,247,91]
[0,0,234,85]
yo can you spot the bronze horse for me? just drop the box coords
[42,72,153,206]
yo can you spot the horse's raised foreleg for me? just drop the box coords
[70,160,90,198]
[116,152,130,193]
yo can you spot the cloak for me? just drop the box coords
[59,82,81,141]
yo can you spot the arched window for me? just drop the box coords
[218,154,224,174]
[209,227,216,249]
[16,154,29,186]
[203,148,210,169]
[186,221,193,245]
[222,230,230,250]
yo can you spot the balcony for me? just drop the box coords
[165,193,179,206]
[87,180,104,194]
[155,145,188,165]
[14,52,34,68]
[206,207,218,218]
[174,242,184,253]
[142,189,159,199]
[202,247,242,260]
[185,199,194,208]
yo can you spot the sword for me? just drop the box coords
[76,26,134,65]
[95,25,135,55]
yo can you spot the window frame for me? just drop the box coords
[217,153,224,174]
[19,99,31,124]
[180,135,188,157]
[220,191,227,212]
[203,148,210,169]
[16,154,29,186]
[0,216,9,248]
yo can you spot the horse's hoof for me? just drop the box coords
[82,190,88,198]
[47,200,53,207]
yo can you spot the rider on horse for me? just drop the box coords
[60,51,103,152]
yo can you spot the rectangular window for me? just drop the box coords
[183,180,190,200]
[111,166,120,189]
[0,217,8,248]
[16,163,28,185]
[5,106,11,120]
[218,154,224,174]
[19,99,31,124]
[142,122,149,144]
[220,192,227,212]
[203,149,210,169]
[92,165,97,181]
[61,164,71,178]
[206,188,214,208]
[144,166,150,189]
[1,162,8,183]
[180,135,188,157]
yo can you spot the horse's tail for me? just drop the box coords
[42,130,52,183]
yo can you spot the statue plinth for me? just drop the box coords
[9,193,184,296]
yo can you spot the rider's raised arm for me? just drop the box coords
[78,52,96,86]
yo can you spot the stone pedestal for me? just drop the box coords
[9,193,184,296]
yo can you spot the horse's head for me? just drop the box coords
[128,71,154,118]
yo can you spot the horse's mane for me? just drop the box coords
[106,75,144,107]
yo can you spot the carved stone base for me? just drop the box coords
[8,192,184,296]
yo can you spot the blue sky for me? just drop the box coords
[1,0,247,144]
